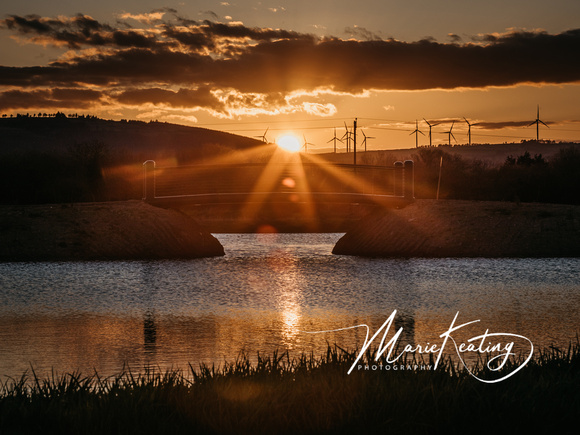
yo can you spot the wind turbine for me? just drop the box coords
[255,127,270,143]
[327,127,343,153]
[528,105,549,141]
[341,122,352,152]
[302,134,314,153]
[464,117,472,146]
[360,130,375,151]
[423,118,439,147]
[410,120,424,148]
[444,121,456,145]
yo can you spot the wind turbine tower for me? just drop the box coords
[423,118,439,147]
[341,122,352,152]
[464,117,472,146]
[528,105,549,141]
[410,120,424,148]
[327,127,342,153]
[361,130,375,151]
[302,134,314,153]
[445,121,456,146]
[255,127,270,143]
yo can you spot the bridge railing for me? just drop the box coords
[143,160,414,204]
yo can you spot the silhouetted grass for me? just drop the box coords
[1,344,578,434]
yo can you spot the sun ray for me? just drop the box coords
[238,146,303,228]
[300,153,398,205]
[290,155,319,229]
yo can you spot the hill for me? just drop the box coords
[0,114,263,163]
[0,115,268,204]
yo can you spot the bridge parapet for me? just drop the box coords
[143,160,414,206]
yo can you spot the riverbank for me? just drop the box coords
[334,200,580,257]
[1,344,578,434]
[3,199,580,260]
[0,201,224,261]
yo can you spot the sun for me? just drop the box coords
[276,134,301,153]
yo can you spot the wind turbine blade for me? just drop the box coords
[419,130,425,136]
[540,120,549,127]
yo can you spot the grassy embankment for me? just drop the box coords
[1,343,578,434]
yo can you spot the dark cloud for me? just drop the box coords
[110,30,159,48]
[198,20,309,41]
[0,49,211,88]
[448,33,462,43]
[474,120,553,130]
[159,19,312,54]
[3,14,52,33]
[1,15,580,113]
[344,26,383,41]
[161,25,213,50]
[161,7,178,14]
[202,11,219,21]
[0,88,102,110]
[1,13,310,51]
[116,87,224,111]
[210,30,580,93]
[2,14,117,48]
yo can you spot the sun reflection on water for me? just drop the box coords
[0,243,579,379]
[262,253,305,348]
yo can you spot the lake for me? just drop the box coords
[0,233,578,379]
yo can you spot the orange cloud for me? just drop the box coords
[1,12,579,115]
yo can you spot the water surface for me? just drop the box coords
[0,233,578,379]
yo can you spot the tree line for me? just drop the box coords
[414,146,580,204]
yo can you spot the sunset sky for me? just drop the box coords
[1,0,580,151]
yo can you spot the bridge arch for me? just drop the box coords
[142,159,414,232]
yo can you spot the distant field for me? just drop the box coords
[320,141,580,165]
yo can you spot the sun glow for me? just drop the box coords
[276,134,301,153]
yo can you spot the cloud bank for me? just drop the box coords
[1,11,579,117]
